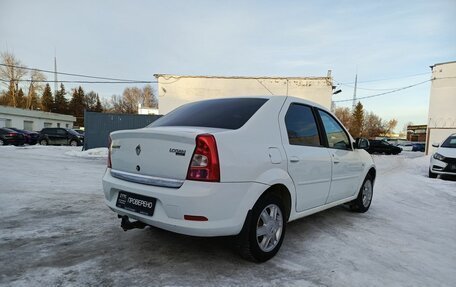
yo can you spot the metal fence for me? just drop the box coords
[83,111,162,150]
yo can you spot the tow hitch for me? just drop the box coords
[119,215,147,231]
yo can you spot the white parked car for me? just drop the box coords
[102,96,376,262]
[429,133,456,178]
[397,142,413,151]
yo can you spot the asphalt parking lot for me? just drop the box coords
[1,146,455,287]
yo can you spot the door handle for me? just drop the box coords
[289,156,300,163]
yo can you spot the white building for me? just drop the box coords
[137,103,159,115]
[154,73,334,114]
[426,61,456,154]
[0,106,76,131]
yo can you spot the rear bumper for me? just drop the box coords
[102,169,268,237]
[5,138,25,145]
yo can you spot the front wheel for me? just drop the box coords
[237,195,286,262]
[39,139,48,146]
[69,140,78,146]
[349,175,373,213]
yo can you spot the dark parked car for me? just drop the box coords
[38,128,84,146]
[0,128,26,146]
[73,129,85,136]
[367,140,402,155]
[9,128,39,145]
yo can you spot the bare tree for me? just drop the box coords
[26,69,46,109]
[383,119,398,136]
[0,52,28,107]
[334,107,351,130]
[143,84,158,108]
[363,112,384,138]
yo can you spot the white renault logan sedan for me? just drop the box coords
[102,96,376,262]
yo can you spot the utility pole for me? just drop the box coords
[352,74,358,109]
[54,49,58,95]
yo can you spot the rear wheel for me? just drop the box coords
[39,139,48,146]
[428,169,438,179]
[237,195,286,262]
[69,140,78,146]
[350,175,373,213]
[0,139,4,145]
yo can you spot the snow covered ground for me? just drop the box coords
[0,146,455,287]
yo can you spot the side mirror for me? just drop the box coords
[432,142,439,148]
[355,138,369,149]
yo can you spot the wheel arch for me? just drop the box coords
[253,168,296,221]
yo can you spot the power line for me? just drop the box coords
[338,71,431,85]
[333,79,431,103]
[0,78,156,84]
[336,82,404,91]
[0,63,151,82]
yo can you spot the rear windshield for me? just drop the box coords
[150,98,268,130]
[441,135,456,148]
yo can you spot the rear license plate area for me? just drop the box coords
[116,191,156,216]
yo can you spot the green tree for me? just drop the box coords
[94,95,103,112]
[69,86,85,126]
[54,83,68,114]
[41,84,54,112]
[17,88,26,108]
[349,102,364,138]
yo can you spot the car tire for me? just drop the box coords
[39,139,48,146]
[236,194,286,262]
[69,140,78,146]
[428,169,438,179]
[349,175,374,213]
[0,139,5,145]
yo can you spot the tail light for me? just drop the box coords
[187,134,220,182]
[7,133,15,136]
[107,136,112,168]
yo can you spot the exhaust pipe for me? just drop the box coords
[119,215,147,231]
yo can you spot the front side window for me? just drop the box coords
[285,104,320,147]
[318,110,351,150]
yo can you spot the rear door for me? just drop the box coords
[44,129,57,144]
[55,129,68,145]
[280,100,332,212]
[317,110,364,203]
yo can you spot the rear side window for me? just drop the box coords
[150,98,268,130]
[318,110,351,150]
[56,129,67,136]
[285,104,321,147]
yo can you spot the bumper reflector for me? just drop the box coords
[184,215,208,221]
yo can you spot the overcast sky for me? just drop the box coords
[1,0,455,130]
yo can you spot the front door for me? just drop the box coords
[317,110,364,203]
[280,101,332,212]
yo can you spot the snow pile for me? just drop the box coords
[65,147,108,158]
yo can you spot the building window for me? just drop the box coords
[57,123,61,128]
[44,122,52,128]
[5,119,12,128]
[66,123,69,128]
[24,120,34,131]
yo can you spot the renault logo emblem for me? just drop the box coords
[135,144,141,156]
